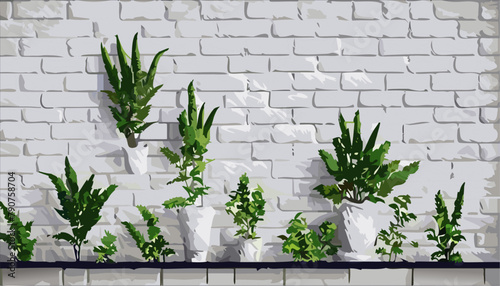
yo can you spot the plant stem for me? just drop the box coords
[126,133,138,148]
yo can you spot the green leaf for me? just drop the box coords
[378,161,419,197]
[363,123,381,154]
[314,184,342,205]
[318,150,339,176]
[203,107,219,137]
[163,197,190,209]
[100,44,121,92]
[146,47,169,86]
[160,147,181,164]
[187,80,197,126]
[131,33,141,81]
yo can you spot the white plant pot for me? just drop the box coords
[123,143,148,175]
[178,204,215,262]
[336,201,391,261]
[238,237,263,262]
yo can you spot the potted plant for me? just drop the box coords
[161,80,219,262]
[315,111,419,260]
[0,201,37,261]
[100,32,168,174]
[225,173,266,262]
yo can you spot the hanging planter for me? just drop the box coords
[178,204,216,262]
[123,141,149,175]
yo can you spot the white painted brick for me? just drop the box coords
[459,124,499,143]
[341,38,379,56]
[480,197,500,214]
[456,91,499,107]
[0,155,37,173]
[141,21,176,38]
[225,92,268,108]
[404,91,455,107]
[212,108,246,125]
[1,122,50,140]
[427,143,480,161]
[217,20,272,37]
[248,73,293,91]
[0,20,36,37]
[23,108,64,123]
[286,269,348,286]
[319,56,407,73]
[20,38,68,57]
[201,38,245,55]
[408,56,454,73]
[42,57,85,74]
[109,174,150,191]
[294,38,340,55]
[0,38,18,56]
[317,19,408,38]
[269,91,313,108]
[176,20,217,37]
[480,73,499,91]
[247,38,294,55]
[229,56,268,73]
[196,74,246,91]
[380,39,431,56]
[456,56,499,73]
[404,123,458,143]
[35,20,93,38]
[163,269,206,285]
[272,124,316,143]
[204,142,251,160]
[1,268,62,286]
[174,56,228,74]
[273,20,316,37]
[21,74,64,91]
[120,1,165,20]
[89,269,161,286]
[278,196,332,212]
[459,20,498,38]
[432,38,478,56]
[147,92,177,108]
[292,143,333,162]
[273,160,326,178]
[481,2,498,20]
[294,108,339,124]
[294,72,340,91]
[136,38,199,56]
[359,91,403,107]
[387,74,430,91]
[314,91,358,107]
[25,140,68,156]
[248,108,292,124]
[201,1,244,20]
[247,2,298,20]
[165,1,200,21]
[298,1,352,20]
[68,1,119,20]
[13,1,65,19]
[480,143,500,160]
[0,108,21,122]
[65,74,99,92]
[51,123,95,140]
[434,1,479,20]
[209,160,271,179]
[432,73,478,91]
[383,1,410,20]
[481,107,500,123]
[235,269,283,286]
[252,143,292,160]
[0,1,12,20]
[139,123,168,140]
[0,74,19,91]
[434,108,478,123]
[271,56,315,72]
[67,38,104,57]
[353,2,383,20]
[410,1,434,20]
[414,269,483,286]
[1,92,42,107]
[0,57,41,73]
[480,38,499,56]
[42,92,100,108]
[350,269,411,285]
[341,73,384,91]
[177,90,224,111]
[218,125,272,143]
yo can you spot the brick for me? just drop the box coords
[174,56,228,74]
[177,90,224,111]
[65,74,99,92]
[481,1,498,20]
[20,38,68,56]
[1,268,62,285]
[480,38,499,55]
[25,140,68,156]
[212,108,246,125]
[89,269,161,285]
[137,38,198,57]
[272,20,317,37]
[207,269,233,285]
[42,92,100,108]
[67,38,104,57]
[456,56,499,73]
[21,74,64,91]
[64,268,87,285]
[480,74,499,91]
[273,160,326,178]
[248,73,293,91]
[13,1,65,19]
[252,143,292,160]
[0,108,21,122]
[163,269,206,285]
[217,20,271,37]
[432,39,478,56]
[225,92,268,108]
[480,197,500,214]
[0,39,18,56]
[272,125,316,143]
[197,74,246,91]
[0,122,50,140]
[248,108,291,124]
[407,56,453,73]
[235,268,283,285]
[0,56,41,73]
[141,21,176,38]
[313,91,357,107]
[201,1,244,20]
[294,73,340,91]
[120,1,165,20]
[380,39,431,55]
[427,143,480,161]
[456,91,499,107]
[481,107,500,123]
[0,1,11,20]
[201,38,245,55]
[35,20,93,38]
[1,92,42,107]
[204,143,251,160]
[414,269,483,286]
[269,91,312,108]
[387,74,430,91]
[0,156,37,173]
[109,174,150,191]
[434,108,478,123]
[68,1,119,19]
[480,143,500,160]
[247,39,294,55]
[176,20,217,37]
[384,1,410,20]
[286,269,348,285]
[0,20,36,37]
[486,269,500,286]
[434,1,479,20]
[271,56,315,72]
[278,196,332,212]
[432,73,478,91]
[247,2,298,20]
[218,125,272,143]
[43,58,85,74]
[317,19,408,38]
[410,1,434,20]
[341,73,384,91]
[208,160,271,179]
[0,74,20,91]
[292,143,333,162]
[51,123,96,140]
[229,56,268,73]
[294,38,340,55]
[459,21,498,38]
[23,108,64,123]
[350,269,411,285]
[359,91,403,107]
[319,56,406,73]
[411,20,458,37]
[165,1,200,21]
[298,2,352,20]
[459,124,499,143]
[294,108,339,124]
[353,2,383,20]
[476,232,499,247]
[404,123,457,143]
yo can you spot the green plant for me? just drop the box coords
[121,205,174,262]
[0,201,37,261]
[425,183,466,262]
[93,230,117,263]
[376,195,419,261]
[40,157,117,262]
[100,32,168,148]
[161,81,219,209]
[225,173,266,240]
[278,213,340,262]
[315,111,419,205]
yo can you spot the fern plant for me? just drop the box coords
[376,195,419,261]
[425,183,466,262]
[315,111,419,205]
[0,201,37,261]
[40,157,117,262]
[161,81,219,209]
[225,173,266,240]
[278,212,340,262]
[93,230,117,263]
[100,32,168,148]
[121,205,174,262]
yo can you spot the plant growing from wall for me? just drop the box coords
[278,212,340,262]
[100,33,168,148]
[225,173,266,240]
[425,183,466,262]
[121,205,174,262]
[315,111,420,205]
[93,230,117,263]
[40,157,117,262]
[376,195,419,262]
[0,201,37,261]
[161,81,219,209]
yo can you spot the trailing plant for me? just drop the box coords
[100,32,168,148]
[93,230,117,263]
[40,157,117,262]
[376,195,419,262]
[121,205,174,262]
[0,201,37,261]
[161,81,219,209]
[278,212,340,262]
[315,111,419,205]
[425,183,466,262]
[225,173,266,240]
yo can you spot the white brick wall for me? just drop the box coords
[0,0,498,273]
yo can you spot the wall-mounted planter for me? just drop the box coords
[238,237,263,262]
[178,204,216,262]
[123,142,149,175]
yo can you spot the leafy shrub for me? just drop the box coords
[0,202,37,261]
[315,111,419,204]
[376,195,419,261]
[100,32,168,148]
[93,230,117,263]
[121,205,174,262]
[225,173,266,239]
[40,157,117,261]
[426,183,466,262]
[278,212,340,262]
[161,81,219,209]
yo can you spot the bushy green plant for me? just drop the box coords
[425,183,466,262]
[121,205,174,262]
[315,111,419,204]
[278,213,340,262]
[161,81,219,209]
[376,195,419,261]
[225,173,266,240]
[0,201,37,261]
[93,230,117,263]
[101,32,168,148]
[40,157,117,261]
